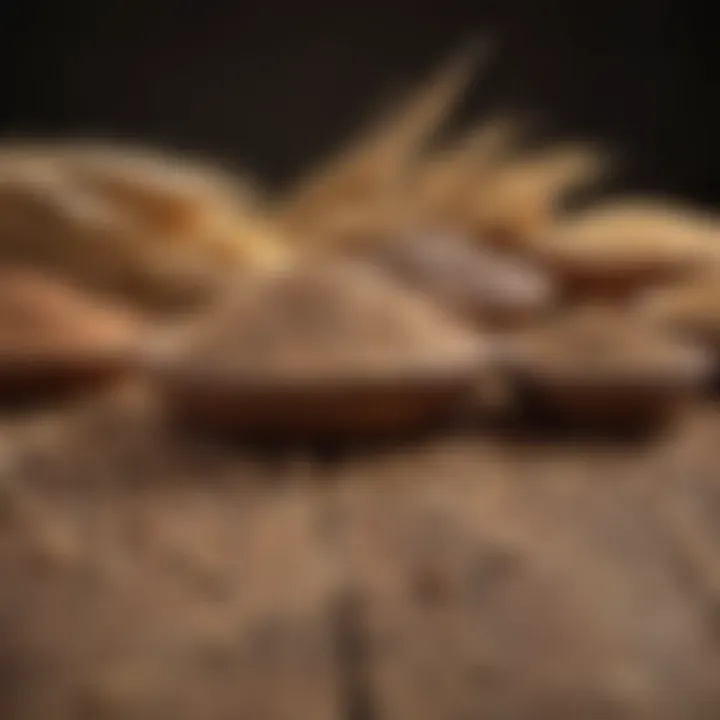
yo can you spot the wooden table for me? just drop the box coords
[1,387,719,719]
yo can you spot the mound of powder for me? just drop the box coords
[154,259,488,387]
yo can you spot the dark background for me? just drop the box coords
[0,0,717,204]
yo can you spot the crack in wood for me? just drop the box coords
[330,586,377,720]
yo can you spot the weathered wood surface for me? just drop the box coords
[0,393,341,720]
[331,424,720,719]
[1,388,720,719]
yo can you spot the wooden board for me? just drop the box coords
[2,390,720,719]
[328,413,720,720]
[0,391,342,720]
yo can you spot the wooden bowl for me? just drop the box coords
[145,259,495,439]
[529,202,719,302]
[637,277,720,363]
[154,354,487,439]
[502,308,711,433]
[0,268,142,401]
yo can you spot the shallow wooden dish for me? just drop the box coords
[530,202,719,302]
[0,353,134,402]
[0,268,142,401]
[153,349,488,439]
[146,258,496,439]
[503,310,711,433]
[638,279,720,369]
[511,374,699,434]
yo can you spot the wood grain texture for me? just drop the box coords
[1,390,720,718]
